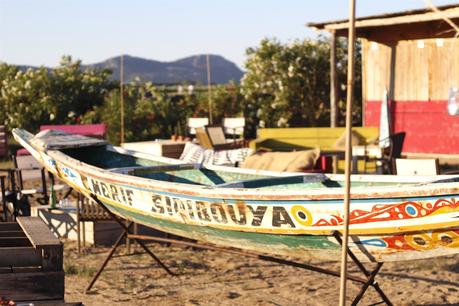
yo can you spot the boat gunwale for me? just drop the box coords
[48,146,459,201]
[12,128,459,201]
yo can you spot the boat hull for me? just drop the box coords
[100,198,459,262]
[12,128,459,262]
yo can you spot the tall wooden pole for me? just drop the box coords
[330,30,339,173]
[120,55,125,144]
[330,30,338,128]
[206,54,213,125]
[339,0,356,305]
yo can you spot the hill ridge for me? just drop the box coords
[88,54,244,84]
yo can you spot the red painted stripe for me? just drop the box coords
[365,100,459,154]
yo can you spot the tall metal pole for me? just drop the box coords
[206,54,213,125]
[339,0,356,305]
[120,55,125,144]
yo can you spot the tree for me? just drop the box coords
[240,37,362,135]
[83,81,199,144]
[0,56,114,132]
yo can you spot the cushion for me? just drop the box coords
[211,148,253,166]
[180,142,253,166]
[242,148,320,172]
[179,142,207,163]
[334,130,365,149]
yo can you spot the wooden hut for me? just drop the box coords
[308,4,459,159]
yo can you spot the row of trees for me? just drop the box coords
[0,37,361,144]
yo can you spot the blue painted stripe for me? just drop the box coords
[111,182,459,206]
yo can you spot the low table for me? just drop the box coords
[352,145,384,174]
[122,140,187,159]
[31,205,122,246]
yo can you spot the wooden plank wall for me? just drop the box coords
[362,38,459,101]
[362,37,459,155]
[362,40,392,101]
[365,100,459,154]
[429,39,459,100]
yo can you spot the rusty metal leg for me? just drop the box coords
[40,168,49,204]
[333,232,392,305]
[125,219,131,254]
[351,263,383,306]
[77,193,81,254]
[84,222,132,293]
[82,218,86,249]
[89,195,175,275]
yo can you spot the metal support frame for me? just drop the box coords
[85,195,175,293]
[0,168,18,221]
[86,194,392,305]
[333,232,392,305]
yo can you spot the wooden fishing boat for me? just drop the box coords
[13,128,459,263]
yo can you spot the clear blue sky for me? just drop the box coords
[0,0,457,69]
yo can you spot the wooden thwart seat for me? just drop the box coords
[213,174,327,189]
[108,163,199,175]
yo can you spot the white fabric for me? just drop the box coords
[448,88,459,116]
[379,90,391,149]
[179,142,252,166]
[179,142,207,163]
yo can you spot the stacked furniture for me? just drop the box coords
[249,127,380,173]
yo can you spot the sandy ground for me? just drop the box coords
[62,240,459,306]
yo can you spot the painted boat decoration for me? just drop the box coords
[13,128,459,263]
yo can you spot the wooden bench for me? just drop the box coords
[249,127,380,172]
[0,217,64,303]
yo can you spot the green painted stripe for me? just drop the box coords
[103,201,340,251]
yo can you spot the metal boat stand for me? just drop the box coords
[86,195,392,305]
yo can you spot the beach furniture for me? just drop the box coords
[187,117,209,136]
[222,117,245,139]
[122,140,187,159]
[0,217,64,303]
[249,127,380,173]
[196,126,245,150]
[395,158,440,176]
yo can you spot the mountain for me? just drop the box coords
[88,54,244,84]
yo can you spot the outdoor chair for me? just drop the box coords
[12,153,73,210]
[365,132,406,174]
[0,167,32,221]
[196,126,245,151]
[187,118,209,137]
[222,117,245,140]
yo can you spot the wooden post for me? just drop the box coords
[120,55,125,144]
[330,30,339,173]
[339,0,356,305]
[206,54,213,125]
[330,30,338,128]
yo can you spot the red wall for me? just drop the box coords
[365,100,459,154]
